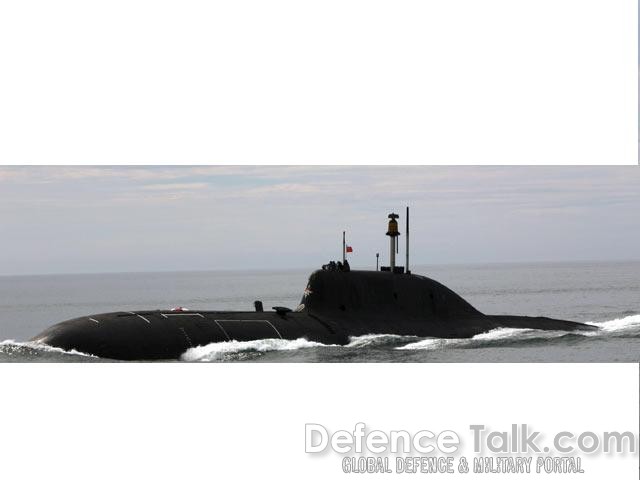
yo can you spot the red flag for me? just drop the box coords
[346,245,353,253]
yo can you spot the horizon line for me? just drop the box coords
[1,257,639,278]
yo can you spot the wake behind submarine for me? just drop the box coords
[32,209,597,360]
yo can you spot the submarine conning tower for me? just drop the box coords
[299,268,481,321]
[300,208,480,320]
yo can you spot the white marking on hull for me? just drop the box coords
[129,312,151,324]
[214,319,283,340]
[179,327,194,347]
[214,320,231,341]
[264,320,283,339]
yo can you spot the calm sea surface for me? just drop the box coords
[1,261,639,362]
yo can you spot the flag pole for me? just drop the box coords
[342,231,346,263]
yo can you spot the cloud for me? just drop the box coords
[0,166,638,275]
[139,182,210,191]
[2,166,638,215]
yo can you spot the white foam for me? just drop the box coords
[472,328,536,341]
[398,314,640,351]
[0,340,96,358]
[587,314,640,333]
[398,328,563,351]
[346,334,415,348]
[181,337,327,362]
[397,338,460,350]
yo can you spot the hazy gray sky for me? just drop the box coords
[0,166,638,275]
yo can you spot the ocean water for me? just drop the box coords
[0,261,639,362]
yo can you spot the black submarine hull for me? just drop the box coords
[31,270,597,360]
[32,310,349,360]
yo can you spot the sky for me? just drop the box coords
[0,166,638,276]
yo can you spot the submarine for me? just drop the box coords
[31,209,597,360]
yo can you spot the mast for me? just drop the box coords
[342,231,346,263]
[405,206,410,274]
